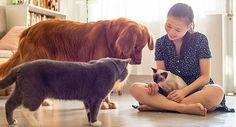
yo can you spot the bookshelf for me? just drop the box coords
[5,3,67,30]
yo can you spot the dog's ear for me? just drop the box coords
[161,72,168,79]
[151,67,157,73]
[115,25,139,57]
[143,26,154,50]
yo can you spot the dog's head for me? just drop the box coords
[109,18,154,65]
[151,68,168,83]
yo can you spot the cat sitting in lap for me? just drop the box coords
[0,58,130,127]
[152,68,187,96]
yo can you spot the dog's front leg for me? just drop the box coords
[100,92,118,109]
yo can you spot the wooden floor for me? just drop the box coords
[0,94,236,127]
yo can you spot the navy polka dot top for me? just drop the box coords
[155,32,214,85]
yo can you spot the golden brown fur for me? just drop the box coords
[0,18,154,78]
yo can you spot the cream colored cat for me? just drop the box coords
[152,68,187,95]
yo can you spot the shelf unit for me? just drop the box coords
[5,4,67,30]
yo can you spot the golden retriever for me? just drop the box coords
[0,17,154,109]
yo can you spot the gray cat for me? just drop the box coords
[0,57,130,126]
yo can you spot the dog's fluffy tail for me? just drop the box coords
[0,28,29,79]
[0,67,18,89]
[0,51,21,79]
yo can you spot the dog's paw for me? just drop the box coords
[90,120,102,126]
[100,102,109,109]
[108,101,118,109]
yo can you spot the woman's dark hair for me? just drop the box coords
[167,3,194,32]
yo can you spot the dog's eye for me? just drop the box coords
[135,47,141,52]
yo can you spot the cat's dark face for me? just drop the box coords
[151,68,168,83]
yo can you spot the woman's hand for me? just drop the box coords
[146,82,159,96]
[167,89,187,103]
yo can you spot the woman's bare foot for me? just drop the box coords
[178,103,207,116]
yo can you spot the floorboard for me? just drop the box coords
[0,94,236,127]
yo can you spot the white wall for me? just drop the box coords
[1,0,27,5]
[0,0,7,5]
[2,1,233,88]
[197,14,225,87]
[60,0,87,22]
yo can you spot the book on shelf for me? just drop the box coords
[28,0,59,11]
[28,11,55,26]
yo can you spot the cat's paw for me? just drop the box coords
[8,119,18,126]
[41,99,53,106]
[90,120,102,126]
[9,124,16,127]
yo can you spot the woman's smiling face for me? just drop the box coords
[165,16,191,41]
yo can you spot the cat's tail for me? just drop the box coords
[0,67,17,89]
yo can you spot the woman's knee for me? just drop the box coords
[205,84,224,96]
[203,84,224,104]
[129,83,141,94]
[129,82,147,98]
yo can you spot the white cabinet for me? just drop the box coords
[204,14,225,88]
[5,4,67,30]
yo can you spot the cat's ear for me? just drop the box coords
[124,58,131,63]
[122,58,131,68]
[151,67,157,73]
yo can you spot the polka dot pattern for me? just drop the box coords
[155,32,213,85]
[154,32,232,110]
